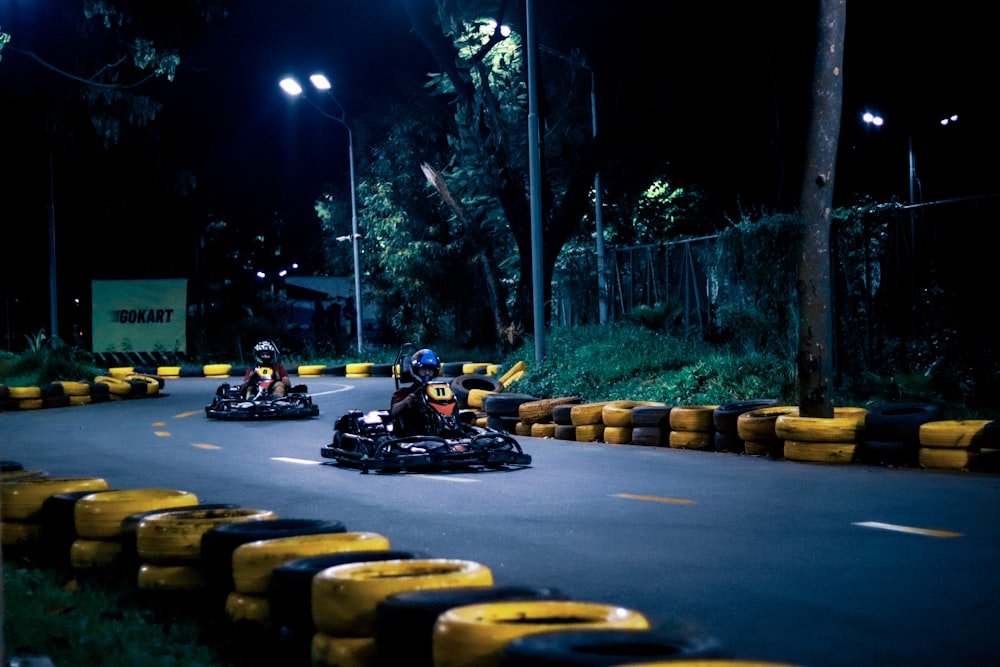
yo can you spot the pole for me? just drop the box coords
[347,128,363,355]
[48,153,58,338]
[526,0,545,361]
[590,68,607,325]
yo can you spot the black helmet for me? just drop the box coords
[410,348,441,379]
[253,340,279,365]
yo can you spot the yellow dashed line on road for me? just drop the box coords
[154,431,171,437]
[614,493,695,505]
[193,443,221,450]
[853,521,962,538]
[175,411,203,419]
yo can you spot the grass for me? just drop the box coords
[3,560,235,666]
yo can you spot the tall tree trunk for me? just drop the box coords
[796,0,846,417]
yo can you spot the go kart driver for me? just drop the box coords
[241,340,291,399]
[389,348,441,436]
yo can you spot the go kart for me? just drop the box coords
[320,344,531,473]
[205,366,319,420]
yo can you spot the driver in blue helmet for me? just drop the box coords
[389,348,441,435]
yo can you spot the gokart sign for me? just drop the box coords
[92,279,187,354]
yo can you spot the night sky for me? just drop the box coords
[1,1,996,342]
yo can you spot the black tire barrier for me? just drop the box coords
[497,626,725,666]
[201,518,347,593]
[713,399,780,433]
[269,550,423,633]
[374,585,570,667]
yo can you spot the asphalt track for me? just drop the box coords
[3,376,999,666]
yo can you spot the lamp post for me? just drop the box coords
[862,110,958,252]
[280,74,363,355]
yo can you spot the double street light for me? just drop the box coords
[280,74,363,354]
[862,110,959,247]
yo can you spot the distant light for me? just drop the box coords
[940,114,959,126]
[862,111,884,127]
[279,77,303,95]
[278,269,288,277]
[256,271,266,279]
[485,19,511,37]
[310,74,331,91]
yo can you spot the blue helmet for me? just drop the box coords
[410,348,441,379]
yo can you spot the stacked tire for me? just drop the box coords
[775,408,868,464]
[668,405,719,451]
[917,419,993,470]
[858,402,943,466]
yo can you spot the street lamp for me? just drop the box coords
[280,73,364,355]
[862,110,958,249]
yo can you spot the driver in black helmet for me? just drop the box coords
[241,340,291,398]
[389,348,441,435]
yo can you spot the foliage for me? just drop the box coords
[622,300,684,333]
[3,562,231,667]
[506,323,797,406]
[3,0,226,146]
[710,210,801,356]
[0,332,103,385]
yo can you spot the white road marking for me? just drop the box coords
[853,521,962,538]
[272,457,321,465]
[419,475,480,483]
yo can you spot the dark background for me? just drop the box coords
[1,1,996,345]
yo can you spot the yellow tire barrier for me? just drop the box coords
[918,447,980,470]
[8,386,42,399]
[462,363,490,375]
[574,424,605,442]
[232,531,391,595]
[311,559,493,637]
[736,406,799,442]
[136,507,279,563]
[530,423,558,439]
[918,420,992,448]
[225,591,271,624]
[669,405,720,432]
[500,370,525,387]
[297,364,326,376]
[431,600,650,667]
[467,388,498,410]
[94,375,133,396]
[497,361,527,386]
[311,634,376,667]
[518,396,582,425]
[669,430,714,451]
[1,476,109,521]
[345,362,373,376]
[124,373,161,395]
[75,488,200,539]
[203,363,232,377]
[570,402,614,426]
[774,415,862,443]
[108,366,135,378]
[70,537,126,569]
[783,440,856,464]
[157,366,182,377]
[137,563,210,591]
[603,425,633,444]
[602,401,667,428]
[53,381,91,396]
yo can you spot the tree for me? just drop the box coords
[795,0,846,417]
[398,0,654,347]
